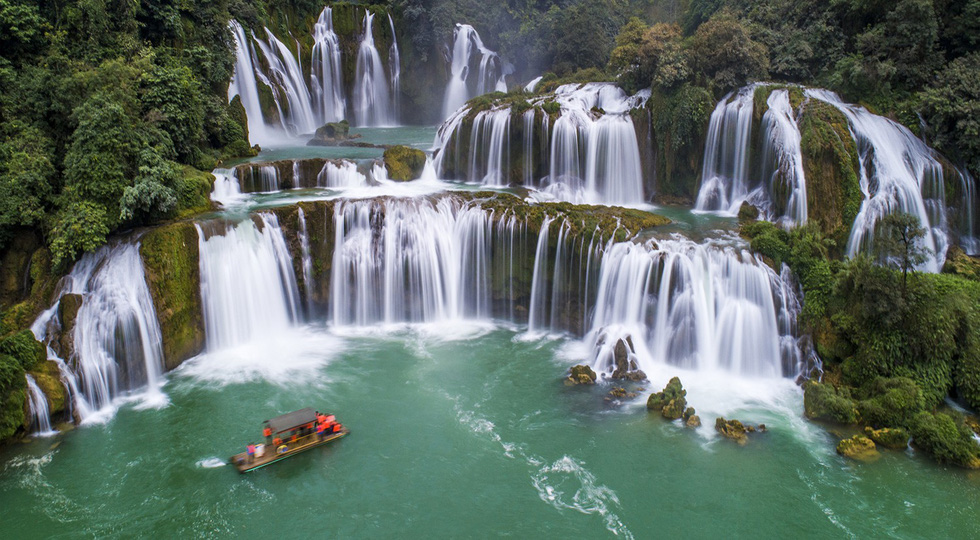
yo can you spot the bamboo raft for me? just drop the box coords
[230,408,349,473]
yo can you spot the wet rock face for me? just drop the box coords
[610,336,646,381]
[309,120,353,145]
[836,435,879,461]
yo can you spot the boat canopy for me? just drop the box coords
[266,408,317,434]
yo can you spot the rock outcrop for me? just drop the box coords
[647,377,687,420]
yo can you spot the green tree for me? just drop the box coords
[920,53,980,177]
[874,212,928,295]
[0,123,54,250]
[690,12,768,92]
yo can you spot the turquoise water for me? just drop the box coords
[224,126,438,166]
[3,326,979,538]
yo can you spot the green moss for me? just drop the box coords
[857,377,925,428]
[0,330,45,371]
[0,352,27,439]
[647,377,687,420]
[648,85,714,203]
[800,100,862,243]
[383,145,427,182]
[864,426,909,450]
[174,165,215,218]
[910,411,980,468]
[836,435,879,461]
[803,380,859,424]
[942,247,980,281]
[140,221,204,371]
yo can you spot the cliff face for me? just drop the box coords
[140,221,205,372]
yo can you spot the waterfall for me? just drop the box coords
[29,243,166,420]
[197,214,301,350]
[388,14,401,116]
[434,83,645,204]
[694,86,755,214]
[252,28,318,135]
[297,208,315,316]
[311,7,346,124]
[527,217,554,332]
[211,168,243,207]
[586,236,803,378]
[468,108,512,186]
[228,20,275,143]
[318,160,367,188]
[354,12,394,127]
[229,9,401,137]
[235,164,280,193]
[25,375,55,436]
[330,198,523,326]
[585,115,645,203]
[443,24,507,119]
[808,89,951,271]
[960,170,980,255]
[758,89,807,226]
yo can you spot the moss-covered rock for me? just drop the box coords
[715,417,749,445]
[857,377,924,429]
[910,411,980,469]
[140,221,204,371]
[310,120,351,144]
[566,364,597,385]
[864,426,909,450]
[610,337,646,381]
[836,435,879,461]
[54,293,82,362]
[0,230,41,311]
[647,377,688,420]
[799,100,862,244]
[803,380,859,424]
[383,145,427,181]
[942,246,980,281]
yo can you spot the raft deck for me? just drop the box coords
[230,428,350,473]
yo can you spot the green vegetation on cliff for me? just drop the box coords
[140,221,204,371]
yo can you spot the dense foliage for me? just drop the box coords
[744,217,980,467]
[0,0,250,268]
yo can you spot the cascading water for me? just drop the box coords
[694,86,755,215]
[586,236,804,378]
[197,214,302,350]
[443,24,507,119]
[758,90,807,226]
[31,243,166,420]
[388,14,401,115]
[354,12,395,127]
[297,208,315,316]
[468,108,512,186]
[228,8,401,137]
[330,198,524,326]
[312,7,346,124]
[228,20,275,143]
[25,375,55,436]
[252,28,318,135]
[808,89,952,271]
[434,83,646,204]
[318,160,367,188]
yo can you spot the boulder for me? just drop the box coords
[864,427,909,450]
[646,377,688,420]
[836,435,879,461]
[684,407,701,428]
[566,364,597,385]
[383,145,427,182]
[308,120,353,145]
[803,380,858,424]
[610,337,646,381]
[715,417,749,445]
